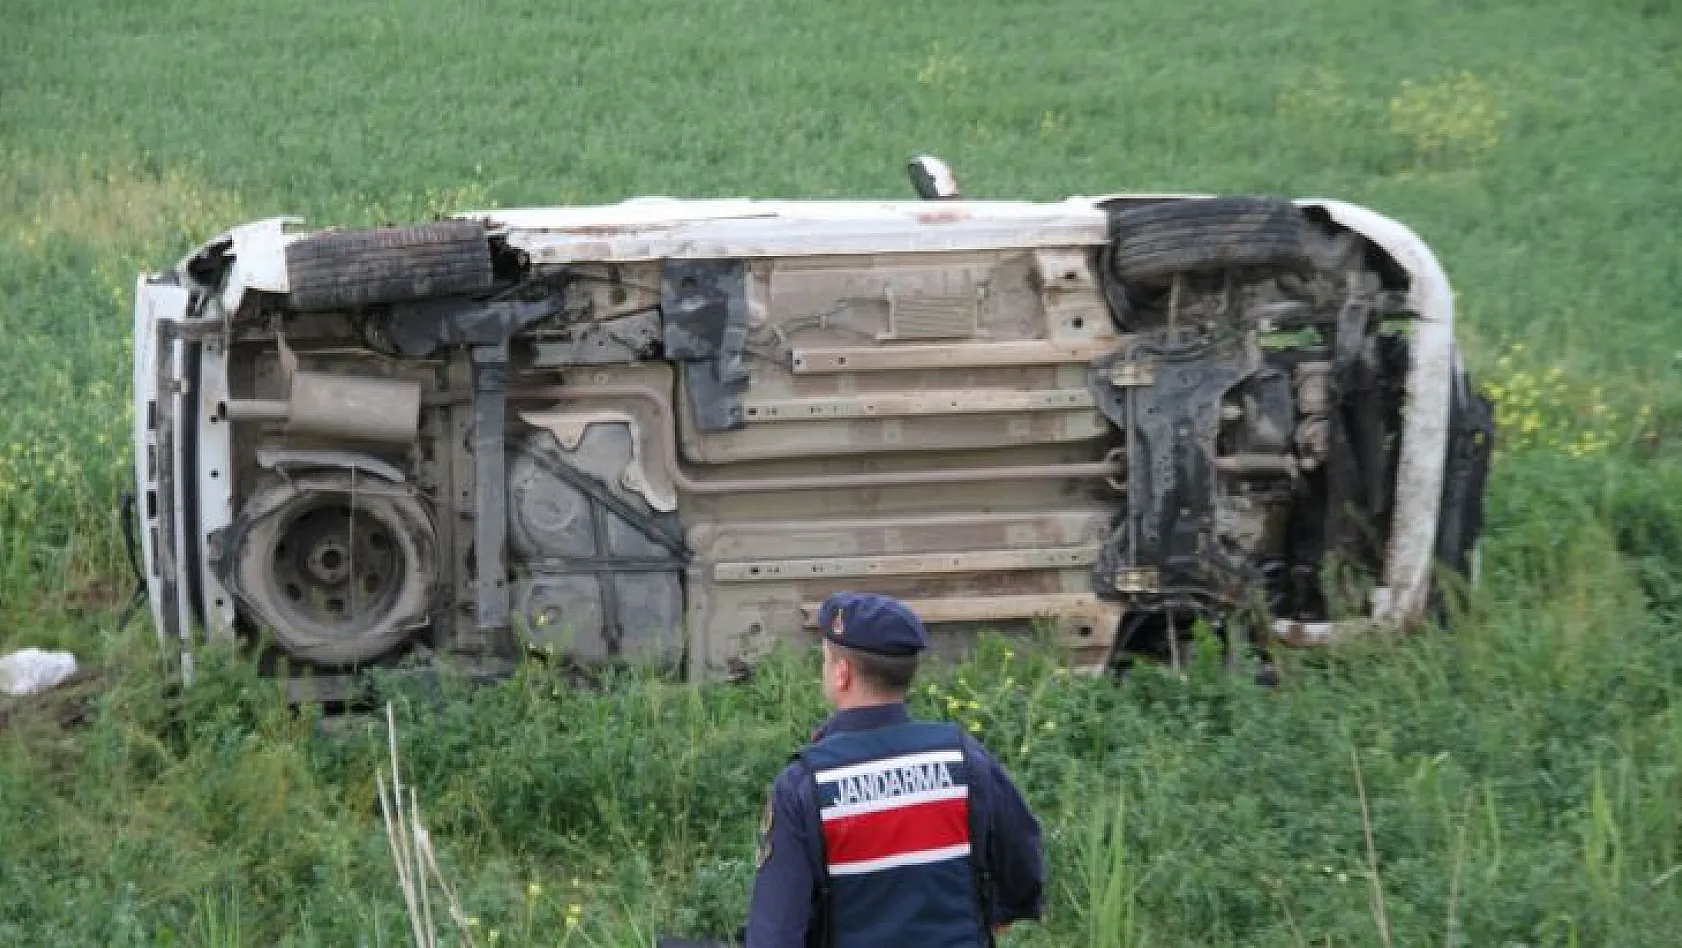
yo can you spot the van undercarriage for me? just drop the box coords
[131,173,1492,696]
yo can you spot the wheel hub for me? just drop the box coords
[269,504,404,627]
[226,472,438,666]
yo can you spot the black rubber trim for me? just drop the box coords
[181,339,205,633]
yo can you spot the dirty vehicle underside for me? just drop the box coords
[132,171,1491,695]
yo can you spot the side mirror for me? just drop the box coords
[907,155,962,200]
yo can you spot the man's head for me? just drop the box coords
[816,592,929,708]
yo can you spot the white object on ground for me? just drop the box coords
[0,648,79,696]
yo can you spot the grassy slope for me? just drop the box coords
[1,0,1680,944]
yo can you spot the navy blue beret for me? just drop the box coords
[817,591,929,656]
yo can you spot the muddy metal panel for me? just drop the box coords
[670,248,1120,465]
[515,377,1121,499]
[677,409,1110,463]
[684,509,1117,674]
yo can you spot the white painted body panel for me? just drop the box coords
[131,279,185,647]
[1296,199,1455,630]
[465,198,1113,263]
[220,217,297,313]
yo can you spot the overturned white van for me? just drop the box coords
[131,162,1492,696]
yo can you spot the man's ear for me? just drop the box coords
[832,651,852,690]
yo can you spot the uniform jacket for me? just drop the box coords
[744,703,1044,947]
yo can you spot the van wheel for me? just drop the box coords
[1107,197,1312,285]
[227,472,439,666]
[284,220,494,312]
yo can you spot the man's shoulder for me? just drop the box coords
[771,754,815,798]
[958,731,1007,770]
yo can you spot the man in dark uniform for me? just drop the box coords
[744,591,1044,947]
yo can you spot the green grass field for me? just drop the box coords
[3,0,1681,944]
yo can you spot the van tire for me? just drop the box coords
[285,220,494,312]
[1108,197,1312,285]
